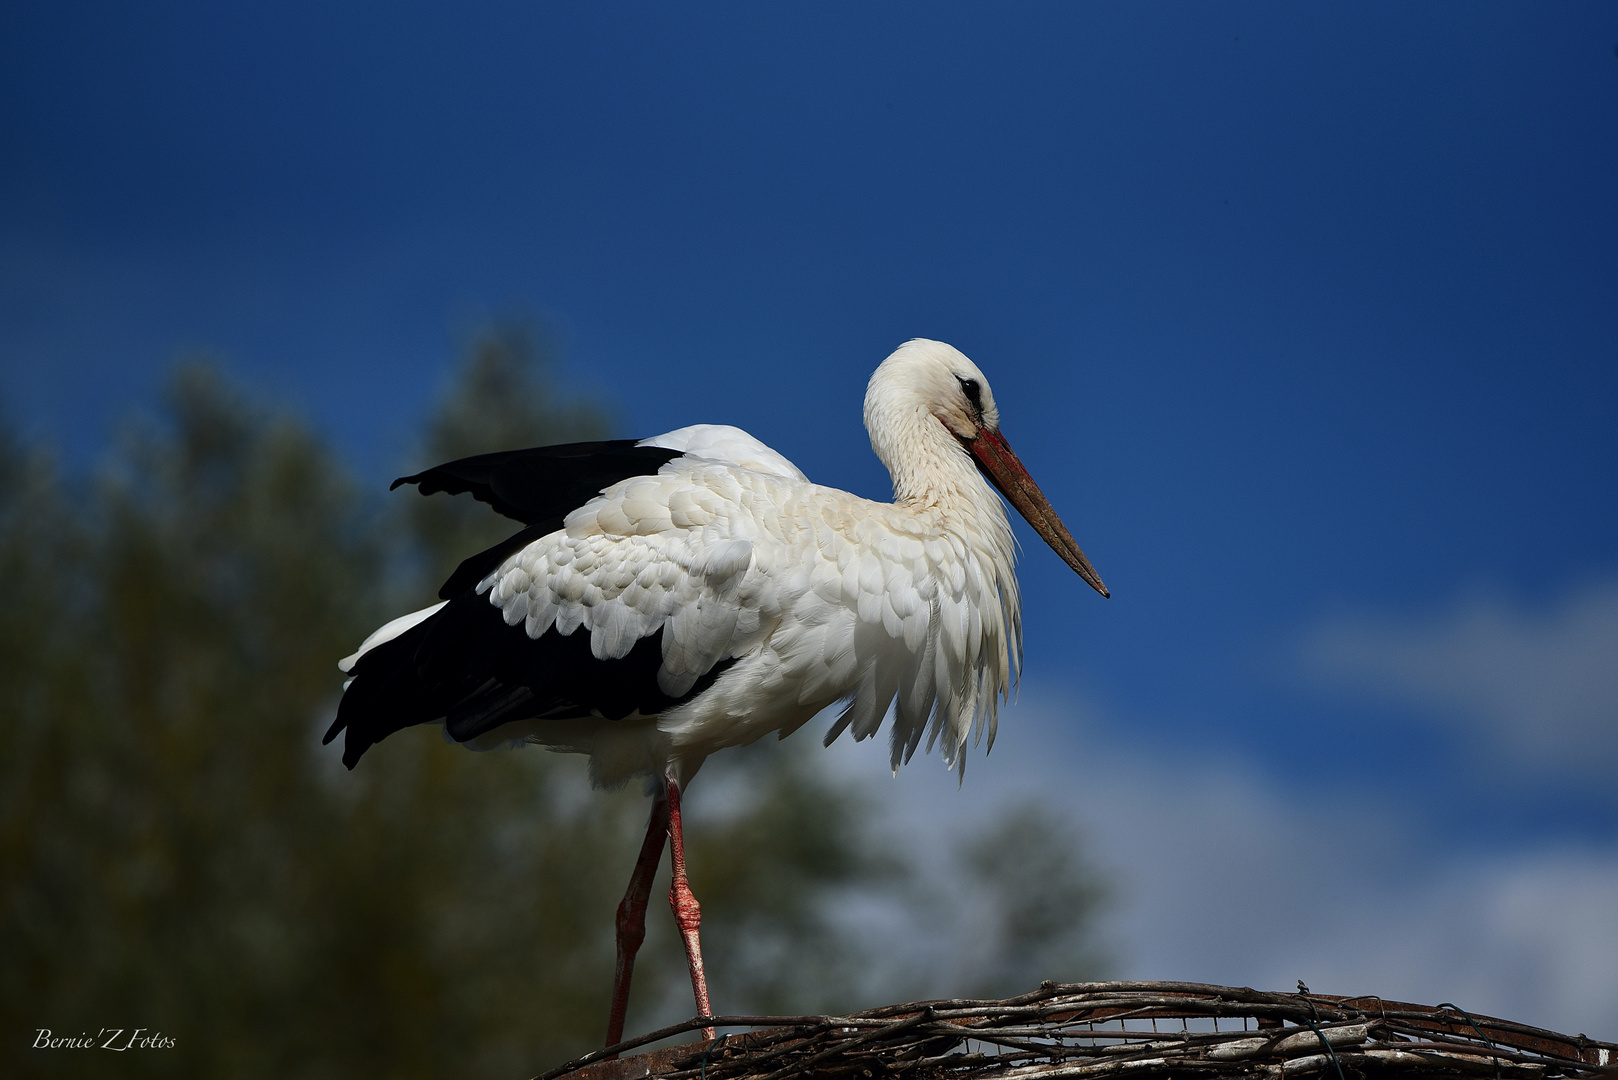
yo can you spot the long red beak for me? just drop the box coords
[968,428,1109,598]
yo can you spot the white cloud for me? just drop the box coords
[816,693,1618,1038]
[1264,851,1618,1038]
[1298,580,1618,771]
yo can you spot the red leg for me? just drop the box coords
[665,776,715,1038]
[605,794,670,1051]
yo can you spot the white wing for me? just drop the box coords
[482,432,796,696]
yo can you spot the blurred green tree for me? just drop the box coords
[0,325,1110,1079]
[956,803,1112,998]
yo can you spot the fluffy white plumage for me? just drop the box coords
[459,340,1021,786]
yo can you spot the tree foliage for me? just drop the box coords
[1,327,1109,1079]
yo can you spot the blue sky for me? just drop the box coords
[4,2,1617,1032]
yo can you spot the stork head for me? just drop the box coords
[866,338,1109,598]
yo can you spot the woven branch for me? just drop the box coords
[537,982,1618,1080]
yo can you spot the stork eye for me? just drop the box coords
[957,377,982,410]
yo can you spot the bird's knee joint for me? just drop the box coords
[670,888,701,931]
[615,902,648,949]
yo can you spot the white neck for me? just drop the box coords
[863,370,1020,621]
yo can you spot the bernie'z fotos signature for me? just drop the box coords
[34,1028,176,1051]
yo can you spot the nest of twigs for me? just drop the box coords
[538,981,1617,1080]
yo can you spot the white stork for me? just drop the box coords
[324,338,1108,1046]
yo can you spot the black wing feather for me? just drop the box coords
[323,593,735,769]
[392,440,682,525]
